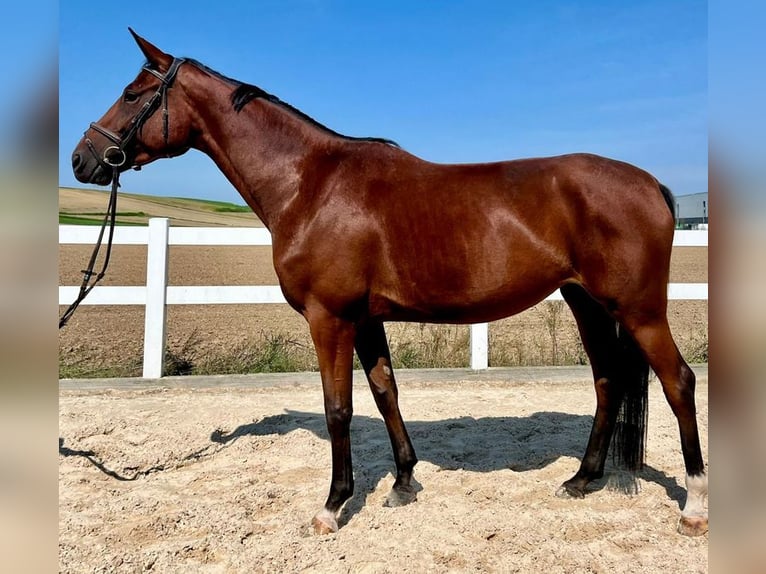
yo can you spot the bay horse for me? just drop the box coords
[71,30,707,536]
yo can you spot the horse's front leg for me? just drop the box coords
[306,306,356,535]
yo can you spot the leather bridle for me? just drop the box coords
[84,57,186,172]
[60,57,186,330]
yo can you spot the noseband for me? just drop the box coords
[85,57,186,171]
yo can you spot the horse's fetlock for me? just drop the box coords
[331,479,354,503]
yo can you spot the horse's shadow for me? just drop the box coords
[213,410,589,472]
[210,410,687,526]
[61,410,686,527]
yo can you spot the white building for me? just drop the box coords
[675,192,708,229]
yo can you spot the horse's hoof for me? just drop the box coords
[555,484,585,499]
[677,515,708,537]
[384,485,417,507]
[311,510,338,535]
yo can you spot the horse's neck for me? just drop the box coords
[187,81,326,229]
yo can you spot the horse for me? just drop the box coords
[71,29,707,537]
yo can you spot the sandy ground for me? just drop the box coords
[59,367,708,573]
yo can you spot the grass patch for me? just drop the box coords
[682,328,708,363]
[59,214,107,225]
[213,205,252,213]
[59,346,142,378]
[163,331,317,376]
[59,214,146,226]
[169,197,250,211]
[66,211,148,217]
[60,321,708,379]
[489,307,587,367]
[60,331,317,379]
[388,324,469,369]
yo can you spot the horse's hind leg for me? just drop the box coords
[355,320,418,507]
[620,315,708,536]
[557,284,631,498]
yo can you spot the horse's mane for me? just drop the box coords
[181,58,399,147]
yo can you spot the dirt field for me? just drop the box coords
[59,368,708,573]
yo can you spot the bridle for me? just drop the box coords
[60,57,186,330]
[84,57,186,172]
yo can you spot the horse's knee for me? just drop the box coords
[324,403,352,429]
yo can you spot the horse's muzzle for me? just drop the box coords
[71,149,112,186]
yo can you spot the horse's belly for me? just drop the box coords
[370,269,568,324]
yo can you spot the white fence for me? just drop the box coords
[59,219,708,378]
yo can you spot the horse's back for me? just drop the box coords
[351,150,671,237]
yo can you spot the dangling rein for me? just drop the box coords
[58,173,119,329]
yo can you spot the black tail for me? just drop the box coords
[611,324,650,472]
[659,182,676,220]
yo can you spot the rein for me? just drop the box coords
[60,58,185,329]
[58,173,120,329]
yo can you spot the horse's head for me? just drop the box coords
[72,29,194,185]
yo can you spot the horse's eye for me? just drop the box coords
[123,90,139,103]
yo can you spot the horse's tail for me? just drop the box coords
[658,182,676,220]
[611,324,650,474]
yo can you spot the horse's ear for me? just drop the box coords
[128,27,173,71]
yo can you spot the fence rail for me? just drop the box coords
[59,219,708,378]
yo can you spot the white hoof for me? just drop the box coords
[678,514,708,536]
[679,473,708,536]
[311,508,338,535]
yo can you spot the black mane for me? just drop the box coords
[184,58,399,147]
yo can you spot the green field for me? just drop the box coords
[59,213,149,225]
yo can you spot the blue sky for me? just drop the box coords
[59,1,707,203]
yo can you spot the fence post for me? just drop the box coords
[142,218,169,378]
[470,323,489,370]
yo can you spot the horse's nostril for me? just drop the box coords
[72,152,82,170]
